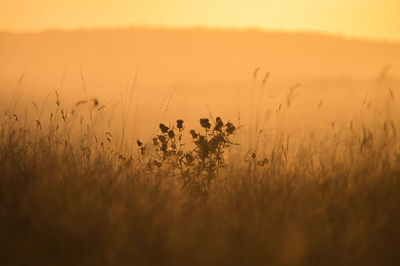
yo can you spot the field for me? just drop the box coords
[1,28,400,265]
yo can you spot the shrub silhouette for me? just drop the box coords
[140,117,236,192]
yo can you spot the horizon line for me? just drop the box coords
[1,24,400,45]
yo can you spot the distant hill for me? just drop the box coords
[1,27,399,87]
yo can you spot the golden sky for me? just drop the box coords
[1,0,400,41]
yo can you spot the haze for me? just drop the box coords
[1,27,399,142]
[1,0,400,41]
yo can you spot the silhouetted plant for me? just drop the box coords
[140,117,237,182]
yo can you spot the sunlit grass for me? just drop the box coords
[1,83,400,266]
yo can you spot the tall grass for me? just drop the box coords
[1,82,400,266]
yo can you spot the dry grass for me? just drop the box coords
[1,88,400,266]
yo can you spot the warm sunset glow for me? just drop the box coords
[2,1,400,265]
[1,0,400,41]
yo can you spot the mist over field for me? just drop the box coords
[1,27,400,140]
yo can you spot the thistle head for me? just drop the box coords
[190,130,198,139]
[226,122,236,135]
[159,123,169,133]
[200,118,211,129]
[152,137,158,146]
[158,135,166,143]
[160,143,167,152]
[214,117,223,131]
[168,130,175,139]
[176,119,184,129]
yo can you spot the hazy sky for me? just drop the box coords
[1,0,400,41]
